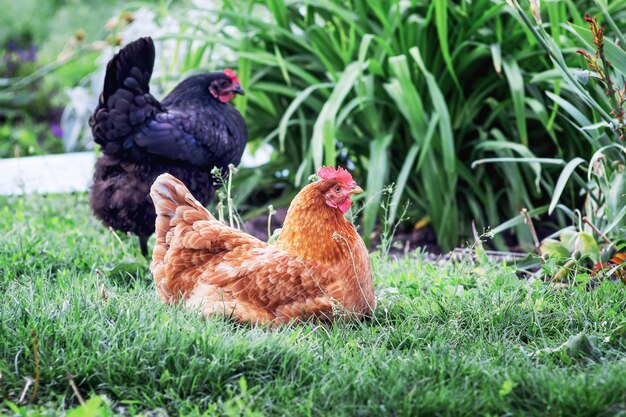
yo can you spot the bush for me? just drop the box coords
[0,0,121,158]
[51,0,625,251]
[500,0,626,278]
[139,0,626,251]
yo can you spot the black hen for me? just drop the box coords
[89,37,247,256]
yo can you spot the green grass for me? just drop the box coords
[1,193,625,416]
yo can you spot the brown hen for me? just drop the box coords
[150,166,375,325]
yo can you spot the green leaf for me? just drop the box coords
[549,157,586,215]
[363,134,393,235]
[311,62,363,171]
[388,144,419,226]
[540,238,570,259]
[545,91,593,128]
[410,47,456,179]
[587,144,625,182]
[531,332,603,362]
[234,36,252,116]
[385,55,427,137]
[498,379,517,397]
[67,396,113,417]
[476,140,543,191]
[472,157,564,167]
[267,0,288,28]
[273,45,291,87]
[560,229,578,248]
[490,43,502,74]
[503,59,528,146]
[570,232,600,263]
[278,82,333,152]
[490,205,549,236]
[603,205,626,236]
[104,258,148,278]
[415,114,440,172]
[434,0,461,91]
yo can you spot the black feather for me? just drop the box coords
[89,36,248,256]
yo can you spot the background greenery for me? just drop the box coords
[2,0,626,251]
[0,0,125,157]
[159,0,625,252]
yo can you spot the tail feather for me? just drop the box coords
[149,173,263,304]
[103,37,154,102]
[90,37,161,152]
[150,174,214,274]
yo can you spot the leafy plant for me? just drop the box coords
[132,0,626,251]
[0,0,120,158]
[500,0,626,281]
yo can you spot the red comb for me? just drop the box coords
[224,68,240,84]
[317,166,356,187]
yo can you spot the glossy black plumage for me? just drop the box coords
[89,37,247,256]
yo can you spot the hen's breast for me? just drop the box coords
[327,229,375,315]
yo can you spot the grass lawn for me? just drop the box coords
[1,192,625,416]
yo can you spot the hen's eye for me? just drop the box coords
[334,186,342,192]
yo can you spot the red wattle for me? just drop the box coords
[219,92,235,103]
[338,198,352,213]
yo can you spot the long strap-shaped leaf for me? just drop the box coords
[310,62,364,173]
[549,157,586,215]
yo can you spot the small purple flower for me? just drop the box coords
[15,45,37,62]
[50,123,63,138]
[26,45,37,62]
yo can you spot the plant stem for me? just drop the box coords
[521,208,541,255]
[267,205,275,242]
[582,216,618,251]
[597,43,624,130]
[68,374,86,405]
[28,329,40,405]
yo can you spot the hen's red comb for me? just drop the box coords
[224,68,240,84]
[317,166,356,187]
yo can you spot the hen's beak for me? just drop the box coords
[349,185,364,195]
[232,84,245,95]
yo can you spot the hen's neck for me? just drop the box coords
[276,184,358,263]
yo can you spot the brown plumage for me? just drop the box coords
[150,167,375,325]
